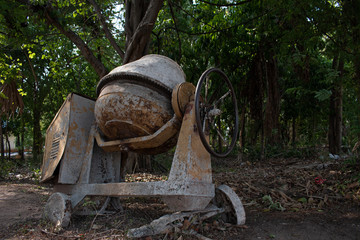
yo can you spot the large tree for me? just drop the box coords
[2,0,360,165]
[1,0,164,162]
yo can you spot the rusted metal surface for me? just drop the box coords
[96,54,186,97]
[89,143,121,184]
[171,82,196,119]
[41,97,71,183]
[77,125,97,184]
[95,54,185,147]
[42,55,245,228]
[55,181,213,198]
[163,101,214,211]
[95,83,173,140]
[40,93,108,184]
[57,94,97,184]
[215,185,246,225]
[168,102,212,183]
[41,93,95,183]
[52,101,214,212]
[95,114,181,154]
[53,181,214,210]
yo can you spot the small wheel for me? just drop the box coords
[214,185,246,225]
[195,68,239,158]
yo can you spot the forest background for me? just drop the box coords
[0,0,360,171]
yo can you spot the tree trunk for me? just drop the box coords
[238,106,246,149]
[32,93,43,162]
[123,0,164,64]
[88,0,125,59]
[20,115,25,160]
[5,130,10,160]
[16,133,22,160]
[260,121,265,160]
[355,55,360,144]
[328,53,344,154]
[0,118,4,159]
[342,0,360,149]
[246,52,264,147]
[351,14,360,146]
[122,0,164,172]
[264,53,281,145]
[291,117,296,146]
[24,49,43,162]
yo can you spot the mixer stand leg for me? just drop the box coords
[162,102,214,211]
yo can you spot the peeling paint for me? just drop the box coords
[41,93,96,184]
[95,83,173,140]
[42,56,244,220]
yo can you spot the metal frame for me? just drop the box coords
[43,95,215,213]
[41,60,246,229]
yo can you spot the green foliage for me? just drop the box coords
[315,89,332,102]
[82,197,97,210]
[343,155,360,170]
[241,145,262,162]
[0,0,358,165]
[152,151,175,173]
[265,145,317,159]
[0,158,16,178]
[31,168,41,182]
[241,144,317,161]
[262,195,286,211]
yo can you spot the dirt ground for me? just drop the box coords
[0,183,48,230]
[0,156,360,239]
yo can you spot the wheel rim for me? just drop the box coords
[195,68,239,158]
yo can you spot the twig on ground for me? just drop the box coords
[127,205,223,238]
[183,229,212,240]
[41,229,80,238]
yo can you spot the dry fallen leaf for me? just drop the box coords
[347,182,359,189]
[182,219,191,230]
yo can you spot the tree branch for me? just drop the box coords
[88,0,125,59]
[172,2,219,32]
[123,0,164,64]
[23,49,39,88]
[159,8,272,36]
[168,0,182,60]
[43,5,108,78]
[16,0,109,78]
[197,0,252,7]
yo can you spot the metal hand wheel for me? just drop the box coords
[195,68,239,158]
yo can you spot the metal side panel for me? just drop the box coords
[40,95,72,183]
[58,93,96,184]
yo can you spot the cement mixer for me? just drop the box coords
[40,54,245,230]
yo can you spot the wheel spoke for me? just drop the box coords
[205,76,209,103]
[208,87,221,105]
[202,113,207,133]
[214,90,231,106]
[215,124,229,147]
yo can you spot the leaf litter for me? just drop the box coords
[1,155,359,239]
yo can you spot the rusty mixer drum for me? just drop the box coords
[41,53,246,230]
[95,55,185,145]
